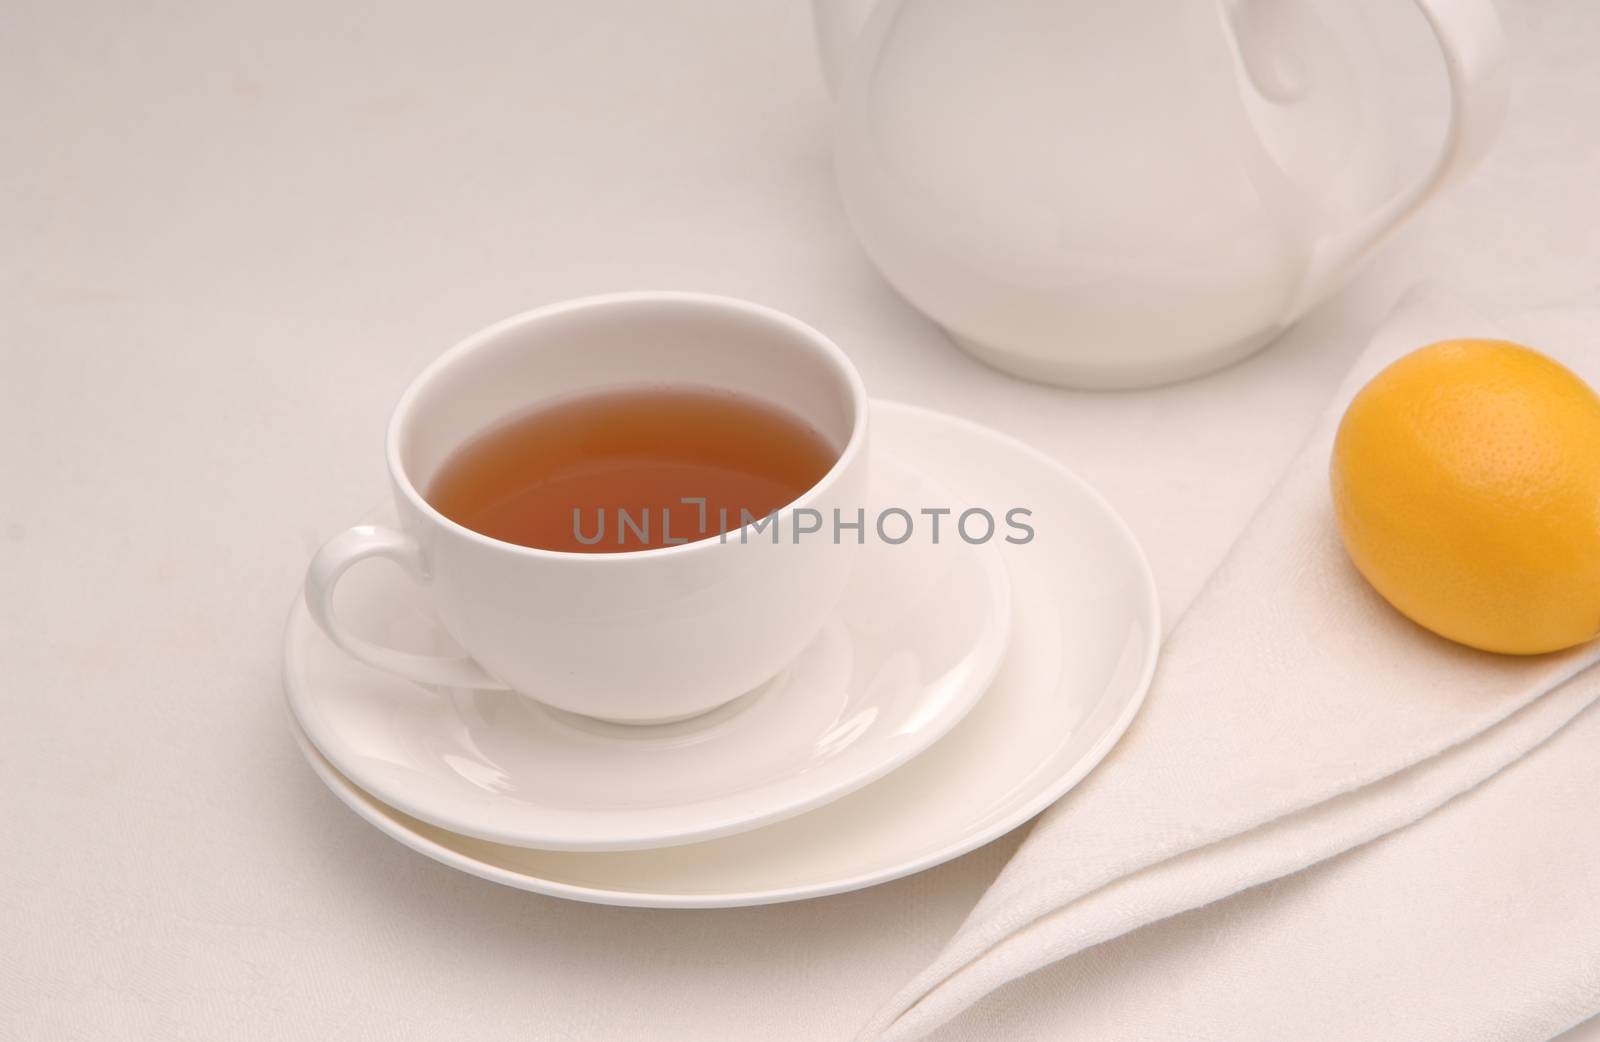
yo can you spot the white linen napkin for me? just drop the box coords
[862,288,1600,1042]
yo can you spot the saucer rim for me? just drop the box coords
[287,399,1161,908]
[284,452,1014,852]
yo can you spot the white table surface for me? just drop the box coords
[5,1,1598,1039]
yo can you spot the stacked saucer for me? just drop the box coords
[285,401,1158,907]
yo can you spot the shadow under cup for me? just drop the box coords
[386,293,871,725]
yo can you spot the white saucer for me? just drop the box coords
[286,453,1012,851]
[288,400,1160,906]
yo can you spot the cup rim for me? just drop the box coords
[384,290,870,562]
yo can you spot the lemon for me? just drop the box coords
[1330,339,1600,655]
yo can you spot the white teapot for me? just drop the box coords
[815,0,1508,388]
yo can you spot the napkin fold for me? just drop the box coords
[862,289,1600,1042]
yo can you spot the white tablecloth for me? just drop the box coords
[5,2,1598,1039]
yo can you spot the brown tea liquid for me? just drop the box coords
[426,386,837,552]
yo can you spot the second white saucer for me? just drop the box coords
[288,399,1161,906]
[286,452,1011,851]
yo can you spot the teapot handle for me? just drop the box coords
[1287,0,1508,316]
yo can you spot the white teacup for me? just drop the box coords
[305,292,869,724]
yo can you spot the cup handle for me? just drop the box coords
[1287,0,1509,316]
[304,525,509,690]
